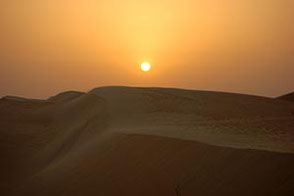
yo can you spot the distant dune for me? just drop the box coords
[1,86,294,196]
[277,92,294,102]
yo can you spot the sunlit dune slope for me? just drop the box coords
[1,86,294,196]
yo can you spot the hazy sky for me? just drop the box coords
[1,0,293,98]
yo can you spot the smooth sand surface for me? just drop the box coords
[1,86,294,195]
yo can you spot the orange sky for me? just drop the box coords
[0,0,293,98]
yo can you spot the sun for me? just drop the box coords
[141,62,151,72]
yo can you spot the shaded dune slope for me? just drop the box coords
[1,86,294,195]
[277,92,294,102]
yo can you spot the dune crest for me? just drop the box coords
[277,92,294,102]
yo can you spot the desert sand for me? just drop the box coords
[1,86,294,196]
[278,92,294,102]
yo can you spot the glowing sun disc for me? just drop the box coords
[141,62,151,72]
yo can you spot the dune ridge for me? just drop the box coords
[1,86,294,195]
[277,92,294,102]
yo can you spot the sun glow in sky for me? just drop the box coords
[141,62,151,72]
[0,0,293,98]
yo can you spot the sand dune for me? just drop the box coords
[1,86,294,195]
[48,91,85,102]
[277,92,294,102]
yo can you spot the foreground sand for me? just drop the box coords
[1,86,294,195]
